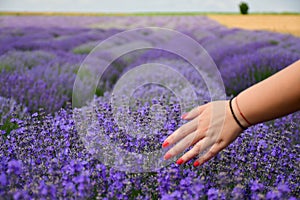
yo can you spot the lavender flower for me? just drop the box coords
[0,15,299,199]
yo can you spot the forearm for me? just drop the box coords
[233,60,300,127]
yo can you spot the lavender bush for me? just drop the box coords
[0,100,299,199]
[0,15,299,199]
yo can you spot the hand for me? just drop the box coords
[162,100,244,167]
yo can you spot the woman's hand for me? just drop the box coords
[162,100,244,167]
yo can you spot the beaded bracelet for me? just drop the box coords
[229,98,247,130]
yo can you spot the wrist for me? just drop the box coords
[232,96,252,128]
[229,98,249,130]
[225,100,244,133]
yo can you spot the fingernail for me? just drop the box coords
[164,153,172,160]
[181,113,188,119]
[193,161,200,167]
[176,158,184,165]
[162,141,169,148]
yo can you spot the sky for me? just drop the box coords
[0,0,299,13]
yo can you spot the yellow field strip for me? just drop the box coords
[208,14,300,37]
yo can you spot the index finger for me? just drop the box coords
[162,116,198,148]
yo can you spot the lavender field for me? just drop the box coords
[0,15,299,199]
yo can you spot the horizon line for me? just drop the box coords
[1,11,300,16]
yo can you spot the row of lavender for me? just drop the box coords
[0,16,299,199]
[1,16,299,112]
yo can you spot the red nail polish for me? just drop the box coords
[164,153,172,160]
[181,113,188,119]
[176,158,184,165]
[193,161,200,167]
[162,141,169,148]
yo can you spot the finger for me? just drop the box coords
[163,130,197,160]
[181,104,207,120]
[193,141,226,167]
[162,117,198,148]
[175,137,212,164]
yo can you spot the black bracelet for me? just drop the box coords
[229,98,247,130]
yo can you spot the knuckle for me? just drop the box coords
[187,149,199,159]
[197,106,202,112]
[171,146,180,155]
[178,126,186,135]
[189,152,198,159]
[195,128,201,135]
[194,130,205,141]
[203,157,210,163]
[199,157,206,164]
[203,127,209,133]
[208,149,217,157]
[196,126,207,134]
[217,138,225,145]
[191,138,198,146]
[200,127,209,137]
[193,143,202,152]
[167,135,174,143]
[169,149,176,156]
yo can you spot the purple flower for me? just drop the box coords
[231,185,244,200]
[7,159,23,175]
[0,172,7,186]
[207,188,219,200]
[13,190,30,200]
[170,190,181,198]
[277,183,290,193]
[266,190,281,200]
[250,180,264,192]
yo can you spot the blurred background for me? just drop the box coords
[1,0,300,13]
